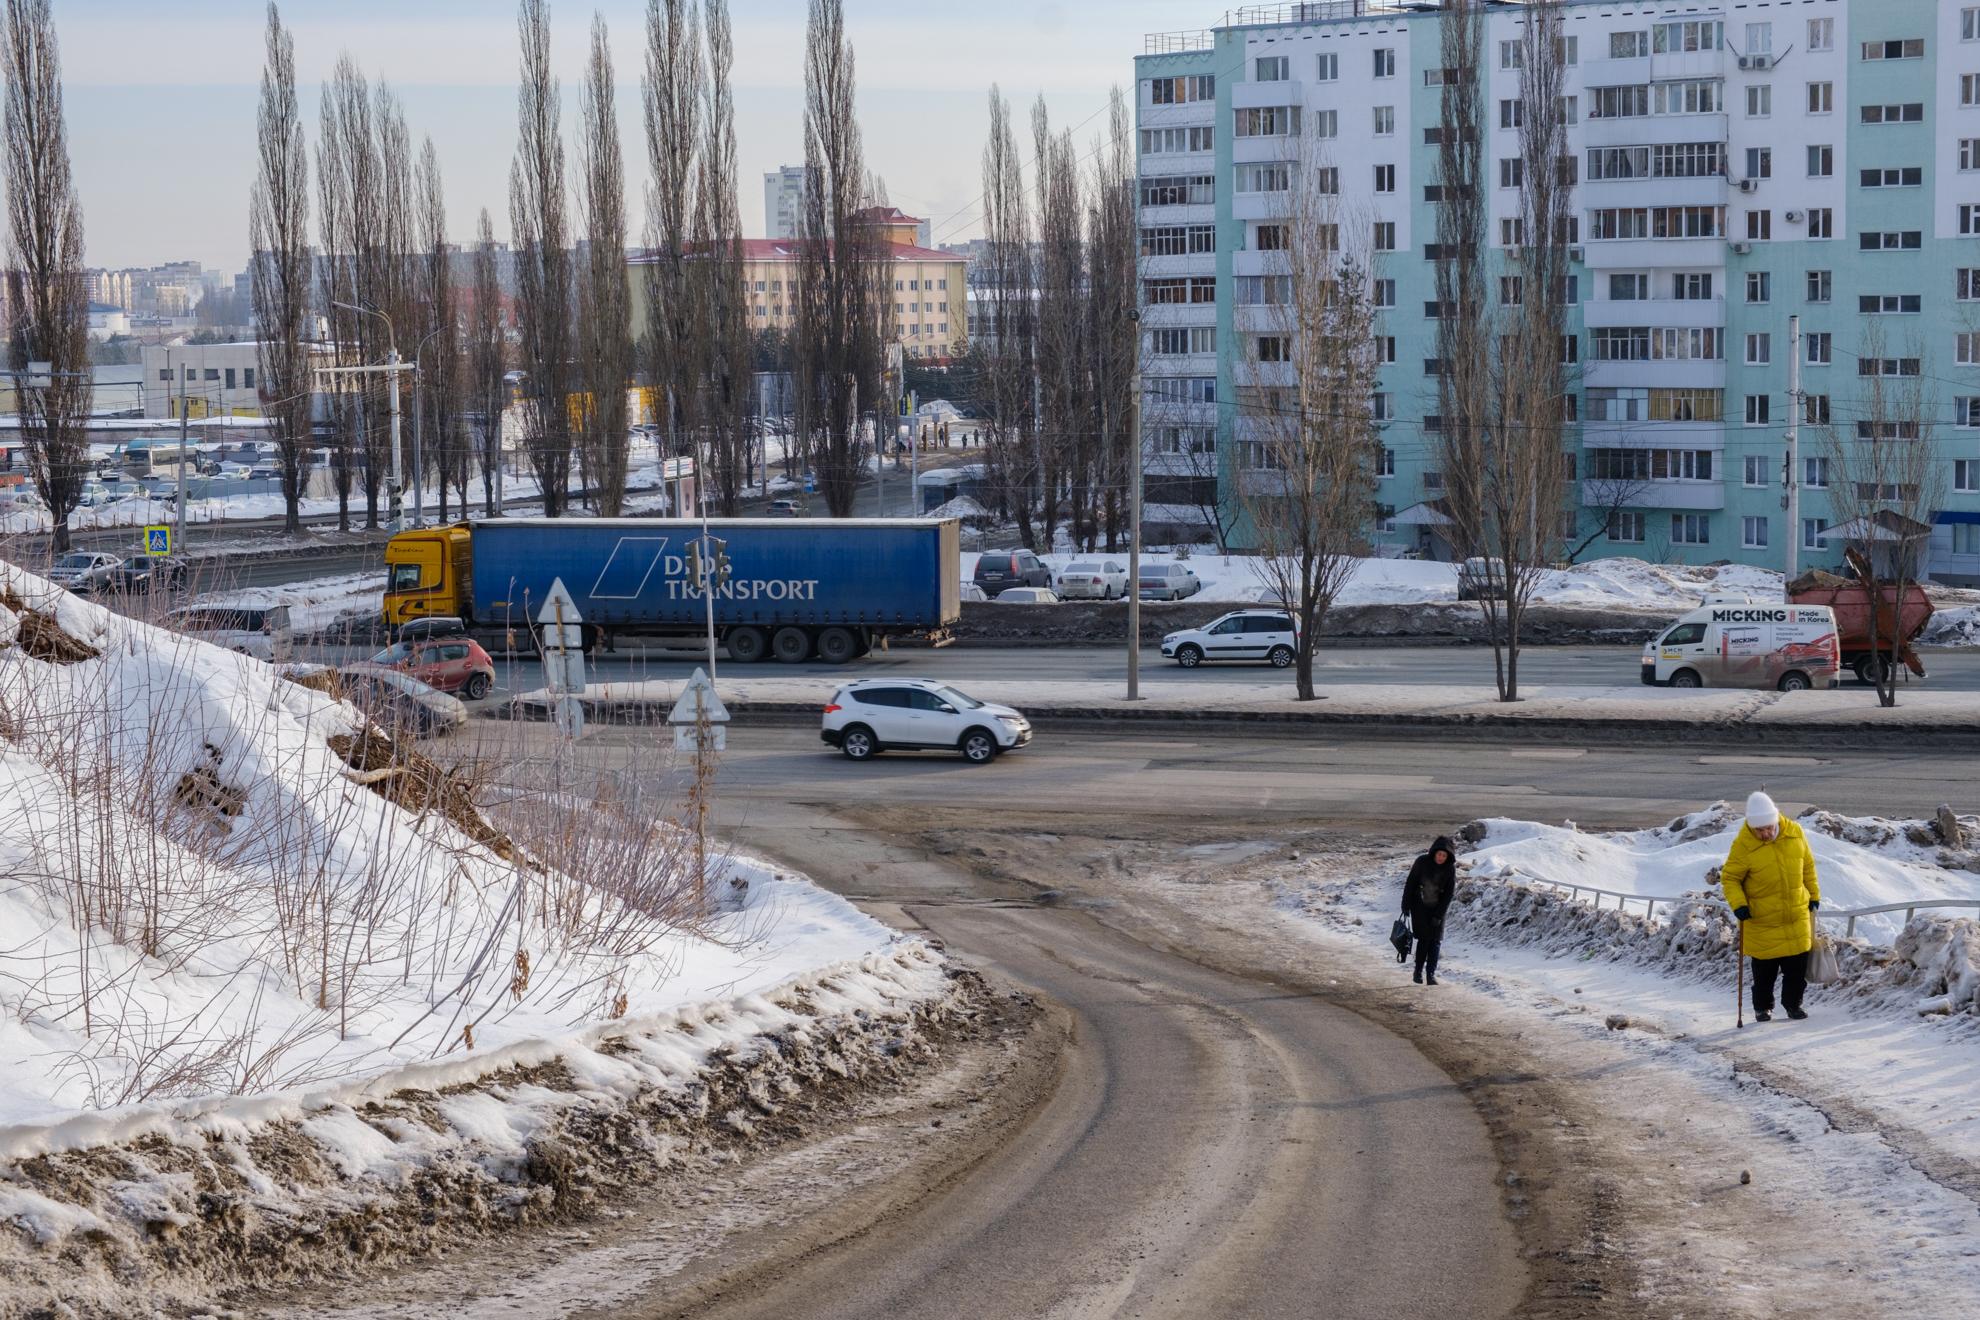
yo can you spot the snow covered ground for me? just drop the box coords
[185,568,386,634]
[0,560,938,1137]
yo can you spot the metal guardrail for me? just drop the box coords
[1234,2,1403,27]
[1145,29,1213,53]
[1515,878,1980,941]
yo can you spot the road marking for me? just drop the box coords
[1508,749,1588,760]
[1696,754,1826,767]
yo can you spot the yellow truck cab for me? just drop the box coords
[383,524,474,629]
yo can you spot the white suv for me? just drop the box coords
[822,679,1032,764]
[1160,610,1298,668]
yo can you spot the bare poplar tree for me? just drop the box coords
[416,137,464,519]
[468,207,508,515]
[1820,326,1943,707]
[1238,146,1382,701]
[2,0,89,552]
[575,13,631,515]
[696,0,751,514]
[250,2,312,535]
[978,85,1037,543]
[1085,87,1138,552]
[1432,0,1491,570]
[1032,99,1083,551]
[317,56,378,530]
[794,0,886,517]
[510,0,574,516]
[641,0,702,476]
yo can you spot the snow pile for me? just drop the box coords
[1464,803,1980,944]
[1924,603,1980,646]
[189,567,385,634]
[0,559,930,1129]
[1529,558,1782,610]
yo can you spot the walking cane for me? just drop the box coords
[1734,914,1745,1029]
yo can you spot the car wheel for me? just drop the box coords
[1267,645,1295,669]
[726,626,768,663]
[960,728,998,764]
[816,627,859,665]
[771,626,812,663]
[461,672,492,700]
[1669,669,1702,689]
[1176,644,1204,669]
[841,724,878,760]
[1777,670,1811,693]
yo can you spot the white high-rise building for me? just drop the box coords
[764,165,808,239]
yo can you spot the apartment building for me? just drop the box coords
[1135,0,1980,584]
[764,165,808,240]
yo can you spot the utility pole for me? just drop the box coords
[1127,308,1143,701]
[386,343,403,528]
[1783,313,1801,595]
[175,351,188,548]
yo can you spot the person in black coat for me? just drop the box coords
[1401,836,1459,985]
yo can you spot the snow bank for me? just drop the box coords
[0,559,932,1131]
[190,568,384,633]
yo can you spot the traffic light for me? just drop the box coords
[710,537,732,589]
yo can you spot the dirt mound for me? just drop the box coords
[0,587,99,664]
[328,726,524,865]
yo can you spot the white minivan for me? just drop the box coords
[1641,604,1841,691]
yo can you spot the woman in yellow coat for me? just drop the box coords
[1721,792,1822,1022]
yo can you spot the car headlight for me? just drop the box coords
[996,714,1026,728]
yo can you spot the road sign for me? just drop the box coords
[143,525,171,556]
[536,577,581,626]
[669,667,729,752]
[537,577,586,733]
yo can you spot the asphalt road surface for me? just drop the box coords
[332,638,1980,696]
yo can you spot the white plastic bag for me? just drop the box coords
[1806,928,1840,985]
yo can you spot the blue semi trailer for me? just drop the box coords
[383,517,962,663]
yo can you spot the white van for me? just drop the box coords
[1641,604,1841,692]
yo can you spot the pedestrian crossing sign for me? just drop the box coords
[143,525,171,556]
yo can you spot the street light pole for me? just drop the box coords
[331,300,403,527]
[411,325,445,527]
[1127,308,1143,701]
[175,349,188,549]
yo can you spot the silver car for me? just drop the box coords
[47,551,123,595]
[1137,562,1202,600]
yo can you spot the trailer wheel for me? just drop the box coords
[1854,655,1890,686]
[726,626,768,663]
[771,626,812,663]
[1777,670,1811,693]
[816,627,859,665]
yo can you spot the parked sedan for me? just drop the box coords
[336,663,469,737]
[1137,562,1202,600]
[1055,559,1129,600]
[1161,610,1299,669]
[107,555,188,595]
[47,551,123,595]
[367,636,497,699]
[992,586,1061,604]
[972,549,1051,597]
[821,678,1031,764]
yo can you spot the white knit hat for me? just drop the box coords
[1746,791,1780,829]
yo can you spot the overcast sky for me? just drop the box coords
[61,0,1213,272]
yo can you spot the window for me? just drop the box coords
[1747,22,1773,55]
[1745,272,1770,304]
[1860,356,1924,376]
[1149,327,1213,355]
[1314,166,1340,195]
[1145,276,1219,304]
[1659,79,1726,116]
[1373,222,1396,251]
[1799,456,1830,490]
[1145,377,1217,405]
[1807,82,1833,114]
[1860,167,1924,188]
[1960,269,1980,301]
[1650,389,1722,422]
[1961,332,1980,364]
[1500,217,1525,246]
[1746,333,1771,365]
[1374,48,1395,78]
[1861,39,1926,62]
[1378,447,1395,478]
[1499,39,1523,70]
[1654,20,1722,54]
[1255,223,1286,251]
[1745,84,1771,118]
[1370,392,1394,422]
[1608,273,1649,301]
[1744,394,1770,424]
[1235,106,1302,137]
[158,368,170,382]
[1747,211,1772,241]
[1809,18,1834,52]
[1858,294,1922,314]
[1588,85,1649,119]
[1499,276,1523,306]
[1373,163,1394,193]
[1611,31,1648,59]
[1498,158,1523,189]
[1558,95,1579,124]
[1254,335,1290,363]
[1959,401,1980,431]
[1373,106,1394,136]
[1139,126,1215,154]
[1807,144,1833,177]
[1424,66,1464,88]
[1147,74,1215,104]
[1376,336,1396,364]
[1742,517,1770,550]
[1957,459,1980,491]
[1744,455,1769,488]
[1139,224,1216,256]
[1374,279,1395,308]
[1853,419,1923,441]
[1316,52,1338,81]
[1499,98,1522,130]
[1558,35,1578,66]
[224,367,236,390]
[1422,470,1445,491]
[1235,163,1291,193]
[1803,519,1828,551]
[1745,147,1772,180]
[1859,230,1924,251]
[1860,103,1925,124]
[1140,175,1214,206]
[1964,205,1980,237]
[1233,274,1291,305]
[1805,395,1832,426]
[1672,514,1711,546]
[1807,208,1834,239]
[1255,55,1288,81]
[204,368,219,381]
[1958,524,1980,556]
[1806,333,1832,365]
[1314,109,1338,138]
[1968,10,1980,42]
[1608,511,1645,544]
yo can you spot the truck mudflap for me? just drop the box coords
[926,627,957,649]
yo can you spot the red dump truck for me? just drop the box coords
[1787,566,1935,685]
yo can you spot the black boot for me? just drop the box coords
[1785,1006,1808,1020]
[1754,1010,1772,1022]
[1412,967,1423,984]
[1426,972,1438,985]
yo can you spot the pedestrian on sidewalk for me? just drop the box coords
[1401,836,1459,985]
[1721,791,1823,1022]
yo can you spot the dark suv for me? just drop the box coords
[973,549,1051,598]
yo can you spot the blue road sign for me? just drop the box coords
[143,525,171,556]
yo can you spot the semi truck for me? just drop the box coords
[381,517,961,664]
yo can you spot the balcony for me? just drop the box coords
[1582,295,1725,329]
[1583,111,1726,149]
[1579,174,1728,210]
[1234,360,1296,388]
[1580,237,1726,270]
[1233,304,1289,332]
[1231,80,1304,110]
[1141,302,1217,328]
[1233,192,1292,221]
[1233,135,1299,164]
[1583,477,1725,511]
[1141,253,1216,278]
[1583,358,1726,389]
[1581,417,1725,450]
[1231,250,1290,277]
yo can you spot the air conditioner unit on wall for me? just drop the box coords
[1738,53,1773,71]
[1737,178,1757,194]
[1568,246,1585,263]
[1731,241,1753,255]
[1785,209,1806,223]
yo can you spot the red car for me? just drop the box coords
[367,637,496,699]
